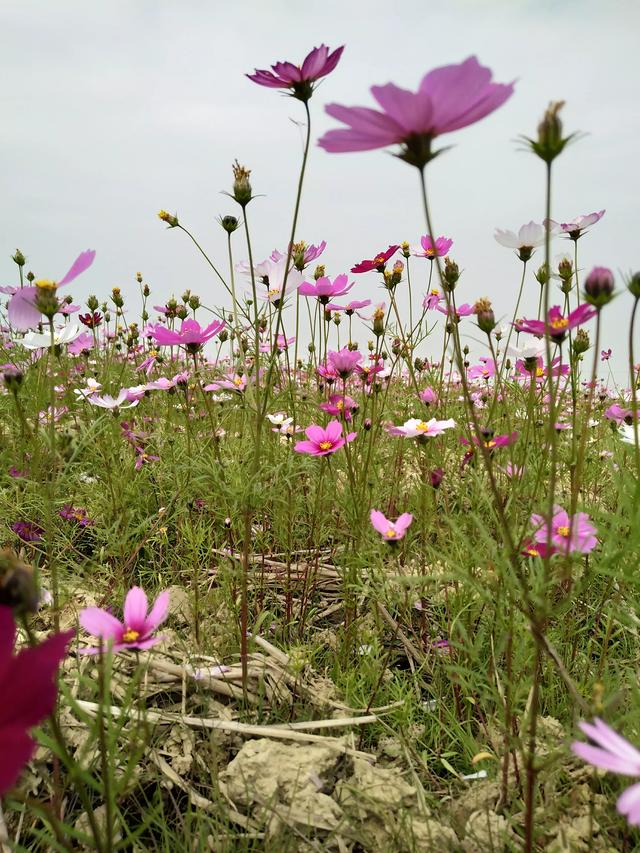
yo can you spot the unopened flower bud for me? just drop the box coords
[219,215,240,234]
[401,241,411,258]
[442,257,459,291]
[532,101,570,163]
[627,272,640,299]
[34,280,59,318]
[363,418,372,431]
[313,264,325,280]
[136,271,143,283]
[176,305,188,320]
[572,328,590,354]
[181,290,191,304]
[474,298,496,334]
[584,266,615,307]
[188,295,200,311]
[3,367,23,393]
[12,249,26,267]
[429,467,444,489]
[218,329,229,343]
[158,210,179,227]
[86,295,98,311]
[26,271,35,282]
[231,160,253,207]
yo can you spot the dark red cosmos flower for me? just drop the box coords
[79,311,103,329]
[0,605,74,795]
[351,245,400,274]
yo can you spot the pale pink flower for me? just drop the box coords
[387,417,456,438]
[370,509,413,541]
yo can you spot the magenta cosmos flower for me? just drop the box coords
[351,245,399,274]
[9,250,95,331]
[298,274,355,304]
[412,235,453,259]
[294,420,356,456]
[0,605,74,796]
[515,304,596,343]
[572,718,640,827]
[151,319,225,353]
[79,586,170,654]
[370,509,413,542]
[530,506,597,555]
[319,56,514,168]
[327,347,363,379]
[247,44,344,101]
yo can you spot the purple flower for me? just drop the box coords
[79,586,170,654]
[319,56,514,168]
[370,509,413,542]
[247,44,344,101]
[151,319,225,352]
[11,521,44,543]
[59,505,94,527]
[572,718,640,827]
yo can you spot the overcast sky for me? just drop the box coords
[2,0,638,381]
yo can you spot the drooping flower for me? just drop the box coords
[325,299,372,314]
[351,246,399,274]
[387,417,456,438]
[467,357,497,381]
[298,274,355,304]
[150,319,225,353]
[294,420,356,456]
[8,250,96,331]
[247,44,344,101]
[545,210,605,241]
[370,509,413,542]
[0,605,74,796]
[494,221,547,262]
[411,235,453,259]
[572,718,640,827]
[461,431,518,451]
[515,304,597,343]
[79,586,170,654]
[530,506,597,555]
[319,56,514,168]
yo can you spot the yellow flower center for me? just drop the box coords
[385,529,397,539]
[556,525,570,537]
[374,255,385,265]
[484,440,496,448]
[319,440,333,450]
[35,279,57,290]
[425,248,435,256]
[549,317,569,330]
[268,288,280,299]
[536,367,544,377]
[431,289,440,296]
[122,628,140,643]
[336,400,344,410]
[526,548,540,557]
[416,421,430,432]
[233,377,243,386]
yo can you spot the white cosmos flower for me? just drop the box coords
[20,324,83,350]
[507,341,545,360]
[74,378,102,399]
[620,423,639,446]
[494,221,547,250]
[87,389,139,410]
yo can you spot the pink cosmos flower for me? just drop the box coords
[545,210,605,240]
[319,393,358,421]
[515,355,569,383]
[351,246,399,274]
[420,387,438,405]
[370,509,413,542]
[319,56,514,168]
[515,304,597,343]
[572,718,640,827]
[530,506,598,555]
[423,289,443,311]
[67,331,94,356]
[387,417,456,438]
[412,235,453,259]
[436,302,474,319]
[294,420,356,456]
[8,250,96,331]
[290,241,327,269]
[327,348,363,379]
[468,357,497,381]
[0,606,74,796]
[605,404,634,426]
[601,349,612,362]
[79,586,170,654]
[151,319,225,352]
[204,374,247,393]
[325,299,372,314]
[247,44,344,100]
[298,274,355,305]
[461,431,518,451]
[521,539,556,559]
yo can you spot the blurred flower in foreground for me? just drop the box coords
[247,44,344,101]
[572,718,640,827]
[319,56,514,168]
[0,605,74,795]
[80,586,170,654]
